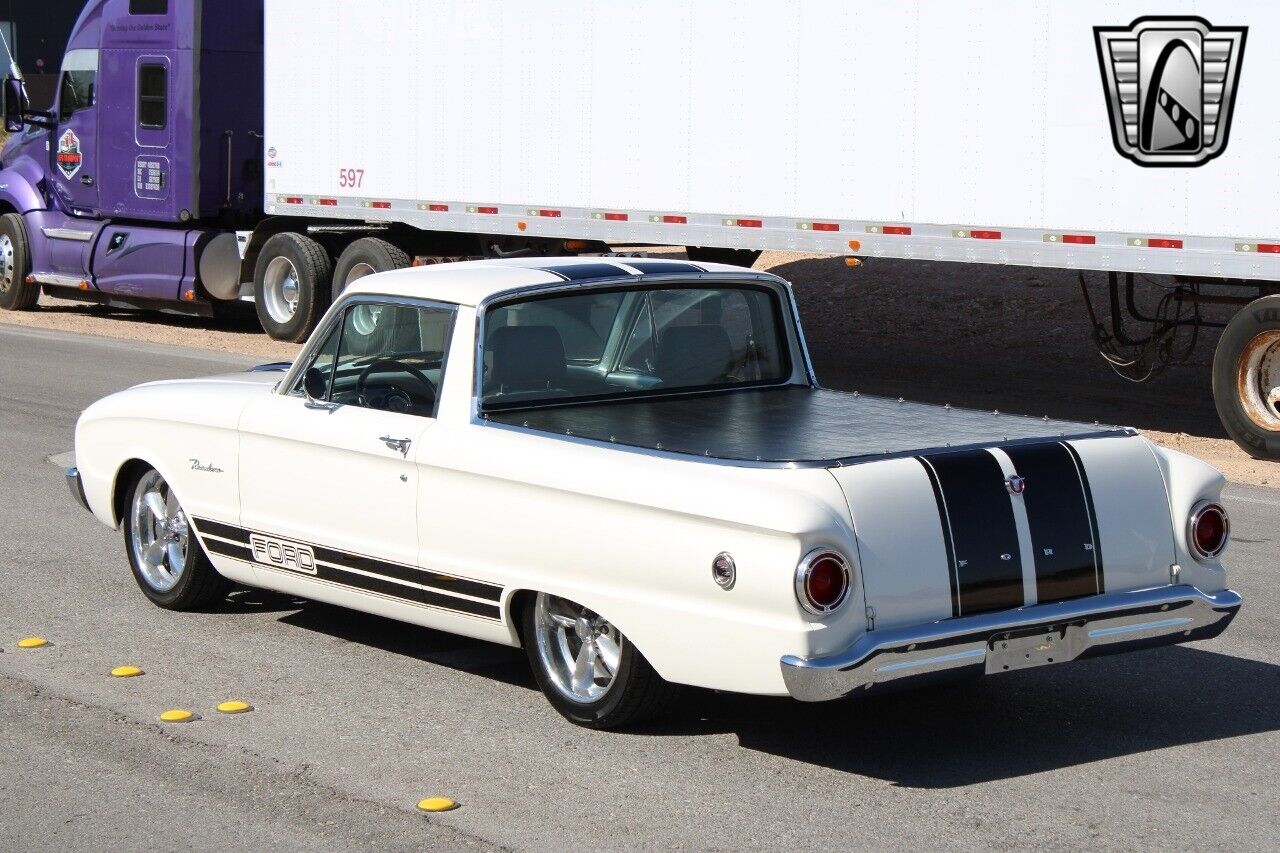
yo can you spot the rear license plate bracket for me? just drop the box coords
[986,626,1068,674]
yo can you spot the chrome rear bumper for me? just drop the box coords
[66,467,90,512]
[780,585,1241,702]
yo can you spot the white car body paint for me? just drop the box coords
[71,259,1237,697]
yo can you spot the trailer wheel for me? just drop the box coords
[1213,295,1280,460]
[253,232,332,342]
[331,237,410,302]
[0,213,38,311]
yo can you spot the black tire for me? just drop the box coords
[685,246,762,268]
[122,466,231,610]
[1213,295,1280,460]
[0,212,38,311]
[521,594,680,730]
[331,237,410,302]
[253,232,332,342]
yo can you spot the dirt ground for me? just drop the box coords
[1,251,1273,487]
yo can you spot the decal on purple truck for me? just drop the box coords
[56,129,83,180]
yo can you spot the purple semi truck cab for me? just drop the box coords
[0,0,262,315]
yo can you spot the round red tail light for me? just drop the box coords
[795,550,851,616]
[1188,502,1229,561]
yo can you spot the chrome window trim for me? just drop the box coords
[469,271,817,421]
[279,293,459,421]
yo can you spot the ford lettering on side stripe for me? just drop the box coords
[249,533,317,575]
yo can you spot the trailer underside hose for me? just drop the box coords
[1077,271,1202,383]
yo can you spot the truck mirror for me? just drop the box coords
[302,366,329,403]
[3,77,26,133]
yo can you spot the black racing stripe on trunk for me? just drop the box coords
[1003,443,1101,603]
[535,262,631,281]
[311,545,503,603]
[622,261,706,274]
[922,450,1024,615]
[191,517,250,544]
[202,536,253,560]
[917,457,961,617]
[1061,441,1105,593]
[309,563,501,620]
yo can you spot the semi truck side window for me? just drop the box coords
[57,49,98,122]
[138,64,167,129]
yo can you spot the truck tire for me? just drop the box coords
[1213,295,1280,460]
[253,232,332,342]
[0,212,39,311]
[331,237,410,302]
[523,592,680,729]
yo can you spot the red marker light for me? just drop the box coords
[1062,234,1096,245]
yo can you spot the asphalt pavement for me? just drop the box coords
[1,324,1277,851]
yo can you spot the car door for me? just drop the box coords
[237,298,454,600]
[50,48,101,216]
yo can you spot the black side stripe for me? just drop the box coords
[919,450,1025,616]
[535,262,631,281]
[1060,441,1106,594]
[918,457,960,617]
[190,518,503,619]
[1003,442,1102,603]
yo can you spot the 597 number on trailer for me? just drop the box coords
[338,168,365,188]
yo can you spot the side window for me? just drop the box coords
[57,50,98,122]
[300,303,453,418]
[130,0,168,14]
[138,64,167,129]
[292,318,342,397]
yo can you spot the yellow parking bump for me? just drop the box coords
[111,666,144,678]
[16,637,48,649]
[216,700,253,714]
[158,709,195,723]
[417,797,459,813]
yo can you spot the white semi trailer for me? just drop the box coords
[11,1,1278,457]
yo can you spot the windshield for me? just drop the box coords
[480,284,792,411]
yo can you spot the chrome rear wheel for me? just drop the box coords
[262,255,301,324]
[532,592,623,704]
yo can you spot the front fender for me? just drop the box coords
[0,161,48,214]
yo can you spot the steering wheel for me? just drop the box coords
[356,358,437,407]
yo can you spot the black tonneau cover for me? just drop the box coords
[486,386,1129,466]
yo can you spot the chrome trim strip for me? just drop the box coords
[65,467,90,512]
[41,227,95,242]
[780,585,1242,701]
[33,273,89,288]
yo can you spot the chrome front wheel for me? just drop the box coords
[129,470,190,593]
[532,592,623,704]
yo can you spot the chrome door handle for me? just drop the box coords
[380,435,412,456]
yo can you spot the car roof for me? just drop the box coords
[341,256,773,307]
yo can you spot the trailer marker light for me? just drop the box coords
[282,196,303,205]
[516,221,527,231]
[1131,237,1182,249]
[651,214,688,225]
[564,240,590,251]
[1045,233,1097,245]
[469,206,499,215]
[725,218,762,228]
[1238,242,1280,254]
[529,208,561,218]
[845,257,862,268]
[874,225,912,236]
[315,198,337,206]
[847,240,862,252]
[969,230,1002,240]
[594,212,628,222]
[366,200,392,210]
[798,221,840,232]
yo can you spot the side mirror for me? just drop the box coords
[3,76,27,133]
[303,366,329,403]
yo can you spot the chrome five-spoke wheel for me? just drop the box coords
[532,592,624,703]
[129,470,190,593]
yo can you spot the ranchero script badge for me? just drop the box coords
[1094,17,1247,167]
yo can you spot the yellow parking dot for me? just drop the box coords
[16,637,48,649]
[158,709,195,723]
[417,797,459,813]
[111,666,144,678]
[216,700,253,714]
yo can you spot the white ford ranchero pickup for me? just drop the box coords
[67,257,1241,728]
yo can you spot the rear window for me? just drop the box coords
[480,284,791,411]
